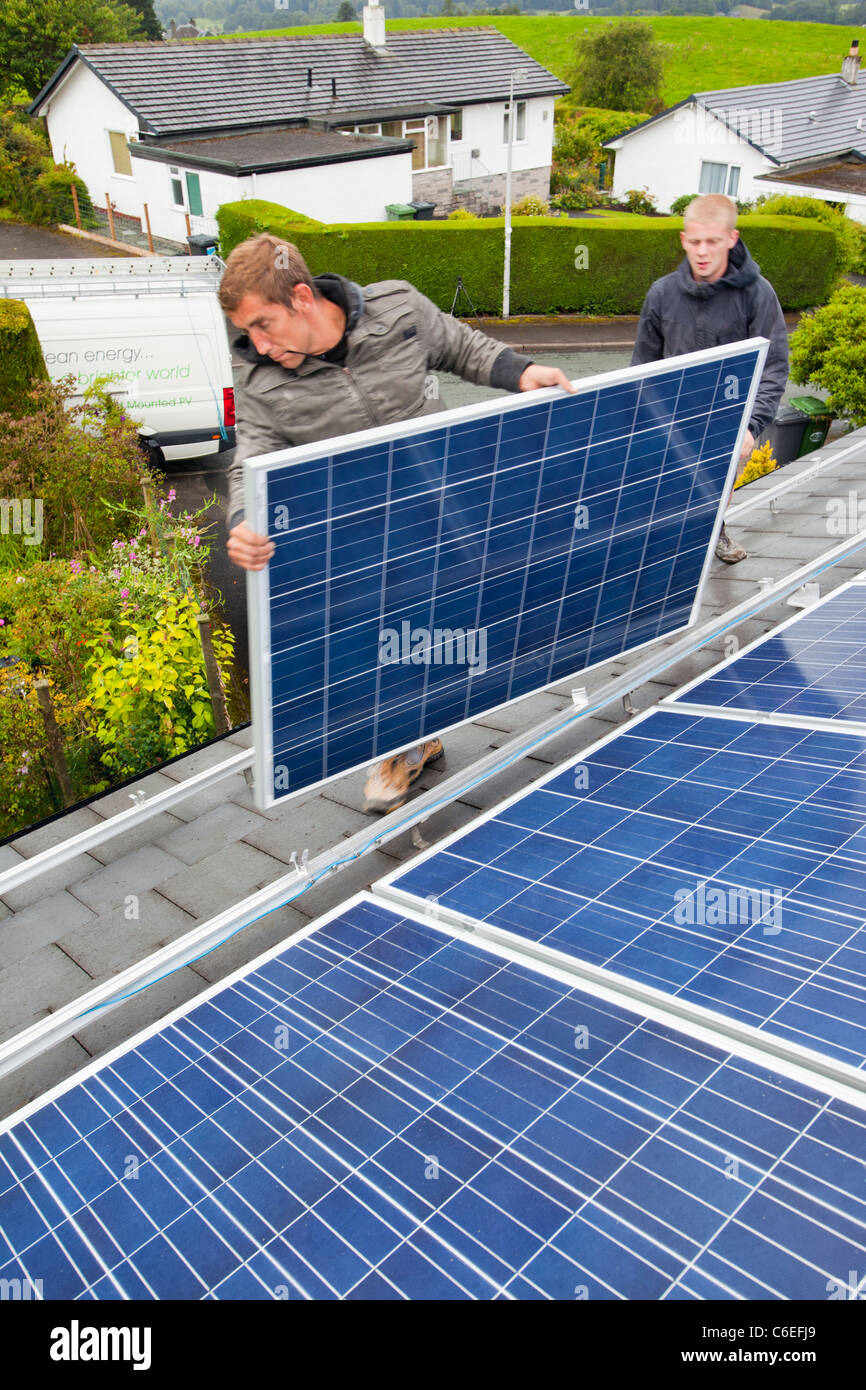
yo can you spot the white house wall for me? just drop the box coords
[451,97,555,182]
[254,153,412,223]
[130,155,249,241]
[610,104,775,212]
[40,63,141,219]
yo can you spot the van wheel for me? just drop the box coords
[138,438,165,473]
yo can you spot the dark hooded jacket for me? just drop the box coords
[630,238,788,437]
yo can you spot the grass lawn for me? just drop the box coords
[221,15,864,104]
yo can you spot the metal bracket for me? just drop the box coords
[623,693,638,716]
[786,582,821,610]
[757,577,775,594]
[571,687,588,708]
[289,849,309,876]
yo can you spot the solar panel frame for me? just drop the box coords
[664,575,866,730]
[1,893,864,1301]
[244,341,768,809]
[375,705,866,1094]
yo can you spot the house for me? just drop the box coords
[606,39,866,223]
[28,7,567,243]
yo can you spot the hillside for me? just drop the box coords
[226,15,866,104]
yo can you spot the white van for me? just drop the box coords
[0,257,235,465]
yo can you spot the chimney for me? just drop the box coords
[842,38,860,86]
[363,0,386,51]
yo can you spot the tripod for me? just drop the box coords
[449,275,481,322]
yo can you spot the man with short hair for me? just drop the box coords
[631,192,789,563]
[220,233,574,812]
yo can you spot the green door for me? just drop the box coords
[185,171,203,217]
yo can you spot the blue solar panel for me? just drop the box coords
[0,897,862,1300]
[670,581,866,724]
[382,709,866,1072]
[245,343,766,805]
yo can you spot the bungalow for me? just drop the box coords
[28,7,567,243]
[606,39,866,223]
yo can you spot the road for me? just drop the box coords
[0,221,133,259]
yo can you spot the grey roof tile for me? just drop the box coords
[62,31,567,136]
[697,72,866,165]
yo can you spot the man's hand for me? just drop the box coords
[739,428,756,463]
[518,364,576,394]
[228,520,275,571]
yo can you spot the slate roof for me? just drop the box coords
[130,125,413,174]
[30,32,568,138]
[758,155,866,198]
[606,67,866,169]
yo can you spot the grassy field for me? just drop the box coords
[224,15,865,103]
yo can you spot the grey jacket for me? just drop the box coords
[630,239,788,436]
[226,274,531,530]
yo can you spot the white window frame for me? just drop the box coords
[107,130,135,180]
[169,165,186,210]
[503,101,527,146]
[699,160,741,197]
[340,118,449,172]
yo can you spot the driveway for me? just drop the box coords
[0,221,133,259]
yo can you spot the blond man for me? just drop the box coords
[631,193,788,563]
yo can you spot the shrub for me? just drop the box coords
[84,593,235,778]
[0,378,151,559]
[789,283,866,426]
[753,192,860,275]
[0,107,93,227]
[623,187,657,216]
[735,439,777,489]
[670,193,698,216]
[0,298,48,415]
[511,195,549,217]
[216,198,322,255]
[447,207,480,220]
[216,201,839,314]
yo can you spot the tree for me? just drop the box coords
[573,19,665,112]
[0,0,143,100]
[335,0,355,16]
[126,0,163,38]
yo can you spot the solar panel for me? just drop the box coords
[668,578,866,726]
[244,342,767,807]
[378,708,866,1073]
[1,896,862,1301]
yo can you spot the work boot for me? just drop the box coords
[715,525,747,564]
[363,739,445,814]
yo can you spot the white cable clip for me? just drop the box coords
[757,578,774,593]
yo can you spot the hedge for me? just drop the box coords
[0,300,48,415]
[216,201,837,314]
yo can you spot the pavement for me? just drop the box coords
[1,417,865,1121]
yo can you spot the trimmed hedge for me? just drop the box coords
[216,200,838,314]
[0,300,48,415]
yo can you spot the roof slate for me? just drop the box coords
[37,32,567,136]
[698,72,866,165]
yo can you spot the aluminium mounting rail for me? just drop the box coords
[1,524,865,1083]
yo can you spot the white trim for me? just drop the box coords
[246,341,769,811]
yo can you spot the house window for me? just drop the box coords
[503,101,526,144]
[169,166,185,207]
[108,131,132,177]
[699,160,741,196]
[450,110,463,142]
[339,119,446,169]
